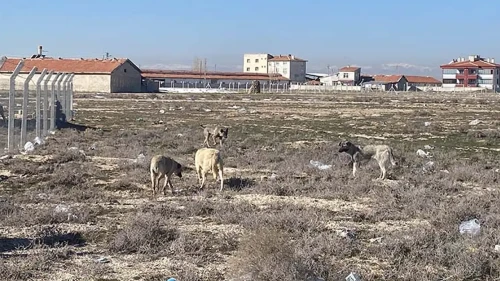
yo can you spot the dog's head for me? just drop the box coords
[174,163,183,178]
[338,140,354,153]
[218,127,229,139]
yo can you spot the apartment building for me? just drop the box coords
[440,55,500,91]
[243,53,307,82]
[243,54,272,74]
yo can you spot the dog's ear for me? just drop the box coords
[177,163,182,169]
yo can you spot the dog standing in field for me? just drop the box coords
[194,147,224,191]
[200,125,229,147]
[150,155,183,196]
[338,140,398,180]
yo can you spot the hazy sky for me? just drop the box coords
[2,0,499,77]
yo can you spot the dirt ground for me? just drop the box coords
[1,91,500,281]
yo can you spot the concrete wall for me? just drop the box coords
[290,84,361,91]
[110,60,142,93]
[0,73,111,93]
[155,77,289,86]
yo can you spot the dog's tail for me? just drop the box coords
[389,148,398,166]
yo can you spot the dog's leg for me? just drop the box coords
[200,172,206,190]
[150,172,157,197]
[162,174,169,195]
[219,169,224,191]
[352,161,359,178]
[212,135,218,146]
[204,135,210,147]
[167,176,175,194]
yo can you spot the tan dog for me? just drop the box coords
[150,155,183,196]
[200,125,228,147]
[338,140,398,180]
[194,147,224,191]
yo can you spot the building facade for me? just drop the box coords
[338,66,361,85]
[440,55,500,91]
[243,54,272,74]
[243,53,307,82]
[141,69,289,88]
[0,57,142,93]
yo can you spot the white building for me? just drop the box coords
[243,53,307,82]
[440,55,500,91]
[243,54,272,74]
[338,66,361,85]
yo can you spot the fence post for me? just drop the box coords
[7,60,25,152]
[49,73,62,132]
[62,74,72,121]
[35,69,48,139]
[42,71,54,137]
[51,73,66,131]
[68,74,74,120]
[21,67,38,148]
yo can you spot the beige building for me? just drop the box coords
[0,56,143,93]
[243,53,272,74]
[243,53,307,82]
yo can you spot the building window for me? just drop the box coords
[478,79,493,84]
[458,79,464,84]
[255,67,259,71]
[478,69,493,74]
[255,59,259,63]
[343,73,349,78]
[246,59,250,63]
[283,68,288,74]
[469,69,477,74]
[443,79,456,84]
[468,79,477,84]
[458,69,464,74]
[443,69,457,74]
[246,67,250,71]
[124,69,127,73]
[276,62,280,66]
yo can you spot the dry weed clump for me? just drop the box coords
[108,212,178,256]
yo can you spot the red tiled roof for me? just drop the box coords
[440,60,500,69]
[0,57,136,74]
[141,69,290,81]
[268,55,307,62]
[371,75,403,83]
[339,66,360,72]
[405,75,442,84]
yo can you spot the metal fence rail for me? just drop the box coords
[0,59,75,154]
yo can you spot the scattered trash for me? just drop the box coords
[310,160,332,170]
[24,142,35,153]
[346,272,361,281]
[416,149,432,158]
[0,155,12,160]
[424,122,432,127]
[34,137,44,145]
[159,109,165,114]
[495,245,500,252]
[423,145,435,150]
[495,169,499,173]
[338,229,357,240]
[176,133,183,137]
[166,278,177,281]
[423,161,435,173]
[203,108,212,112]
[459,219,481,236]
[369,237,383,244]
[469,119,481,126]
[136,118,144,121]
[135,153,146,164]
[95,257,110,264]
[440,169,450,174]
[230,105,241,109]
[90,142,98,150]
[54,204,76,221]
[238,107,247,113]
[260,173,278,181]
[249,109,257,114]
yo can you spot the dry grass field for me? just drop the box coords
[1,91,500,281]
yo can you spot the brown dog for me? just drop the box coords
[150,155,183,196]
[200,125,229,147]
